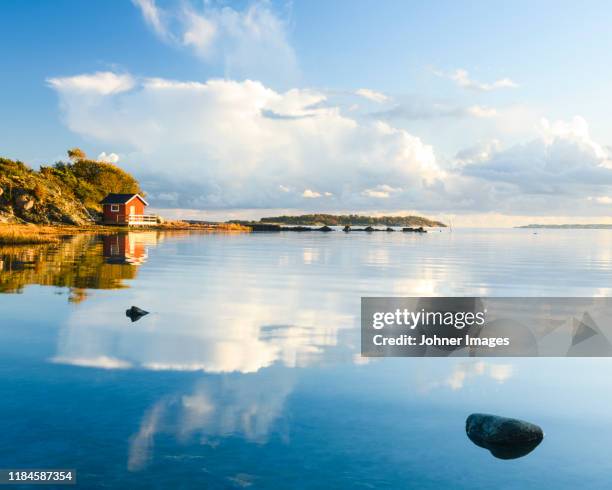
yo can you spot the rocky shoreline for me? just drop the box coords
[245,223,430,233]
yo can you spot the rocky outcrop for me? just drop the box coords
[466,413,544,459]
[15,194,34,211]
[0,156,141,225]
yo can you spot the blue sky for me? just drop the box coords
[2,0,612,224]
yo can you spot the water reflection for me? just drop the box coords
[3,230,612,485]
[103,233,156,265]
[0,232,158,302]
[128,369,295,471]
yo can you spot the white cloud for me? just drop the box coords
[463,116,612,193]
[48,70,612,217]
[181,8,217,57]
[132,0,170,40]
[50,356,131,370]
[466,105,497,118]
[438,68,519,92]
[49,72,441,210]
[362,184,402,199]
[588,196,612,204]
[422,361,514,391]
[133,0,298,84]
[370,100,498,121]
[97,151,119,163]
[454,140,502,166]
[47,71,135,95]
[302,189,322,198]
[355,88,388,103]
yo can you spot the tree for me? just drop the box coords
[67,147,87,162]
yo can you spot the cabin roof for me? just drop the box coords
[100,193,149,206]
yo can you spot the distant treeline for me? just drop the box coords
[254,214,446,227]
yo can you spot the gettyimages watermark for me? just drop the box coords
[361,297,612,357]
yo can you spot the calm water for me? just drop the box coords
[2,228,612,488]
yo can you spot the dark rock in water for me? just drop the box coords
[318,225,333,232]
[386,227,395,232]
[249,223,282,232]
[126,306,149,322]
[343,225,351,232]
[466,413,543,459]
[364,226,374,232]
[403,226,427,233]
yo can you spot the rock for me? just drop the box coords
[287,226,312,232]
[318,225,332,232]
[466,413,543,459]
[364,226,374,232]
[386,227,395,232]
[16,194,34,211]
[343,225,351,232]
[126,306,149,322]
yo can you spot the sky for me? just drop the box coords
[1,0,612,225]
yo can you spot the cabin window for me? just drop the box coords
[110,204,120,212]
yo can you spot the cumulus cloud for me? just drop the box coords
[47,71,135,95]
[462,116,612,193]
[132,0,298,84]
[355,88,388,103]
[48,72,442,210]
[436,68,519,91]
[454,140,502,166]
[97,151,119,163]
[48,69,612,217]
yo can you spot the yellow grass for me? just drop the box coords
[0,224,61,244]
[0,221,250,245]
[157,220,251,232]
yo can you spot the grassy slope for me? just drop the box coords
[0,157,142,225]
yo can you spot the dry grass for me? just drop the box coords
[0,224,61,244]
[155,221,251,232]
[0,220,250,245]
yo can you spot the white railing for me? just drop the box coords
[127,214,158,225]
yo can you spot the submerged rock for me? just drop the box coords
[386,227,395,232]
[126,306,149,322]
[364,226,374,232]
[343,225,351,232]
[466,413,543,459]
[318,225,333,232]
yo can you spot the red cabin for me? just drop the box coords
[100,193,154,225]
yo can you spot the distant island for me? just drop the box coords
[246,214,446,227]
[518,224,612,229]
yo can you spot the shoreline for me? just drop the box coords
[0,222,250,245]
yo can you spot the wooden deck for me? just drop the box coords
[104,214,158,226]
